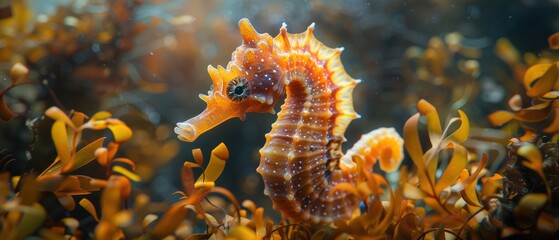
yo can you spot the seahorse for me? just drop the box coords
[175,18,403,223]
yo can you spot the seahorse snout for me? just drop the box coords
[175,122,197,142]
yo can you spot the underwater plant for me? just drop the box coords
[0,99,138,238]
[484,32,559,239]
[402,99,505,239]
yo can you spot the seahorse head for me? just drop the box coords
[175,18,289,142]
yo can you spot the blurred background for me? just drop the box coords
[1,0,558,222]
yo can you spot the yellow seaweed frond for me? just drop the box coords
[403,99,502,238]
[489,32,559,137]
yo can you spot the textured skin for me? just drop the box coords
[175,19,400,223]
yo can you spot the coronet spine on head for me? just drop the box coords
[238,18,274,48]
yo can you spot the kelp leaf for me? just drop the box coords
[481,174,503,197]
[90,111,111,121]
[543,111,559,133]
[194,182,215,189]
[54,176,90,195]
[153,185,212,239]
[364,173,383,196]
[517,143,545,180]
[520,130,537,142]
[42,138,106,176]
[526,63,558,98]
[549,32,559,49]
[460,173,482,208]
[10,175,20,191]
[75,175,101,192]
[183,161,200,168]
[228,226,257,240]
[71,112,88,129]
[404,114,433,195]
[85,120,109,130]
[195,143,228,185]
[19,174,40,206]
[423,197,448,214]
[515,102,552,122]
[9,63,29,84]
[112,165,141,182]
[461,192,482,209]
[377,189,397,233]
[201,212,219,227]
[151,203,190,239]
[100,177,123,222]
[112,158,136,170]
[403,183,426,200]
[542,91,559,100]
[11,203,46,240]
[39,175,95,194]
[435,144,467,194]
[417,99,443,145]
[181,164,196,195]
[61,218,79,235]
[94,147,109,168]
[242,200,257,213]
[104,142,119,163]
[547,32,559,49]
[444,110,469,143]
[55,193,76,211]
[513,193,547,229]
[95,222,124,239]
[404,114,425,167]
[68,112,87,148]
[106,119,133,143]
[367,196,384,225]
[192,148,204,167]
[52,120,72,173]
[458,154,488,208]
[425,45,444,77]
[495,38,520,65]
[0,96,17,121]
[524,63,552,89]
[143,214,158,228]
[70,138,106,172]
[45,107,76,130]
[254,207,266,239]
[394,213,421,240]
[488,110,516,126]
[114,176,132,200]
[508,94,522,111]
[424,148,438,193]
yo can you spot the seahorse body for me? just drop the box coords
[175,18,403,223]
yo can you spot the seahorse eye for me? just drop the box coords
[227,77,250,102]
[234,86,244,95]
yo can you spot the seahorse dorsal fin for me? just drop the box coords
[274,22,291,52]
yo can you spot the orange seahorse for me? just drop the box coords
[175,18,403,223]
